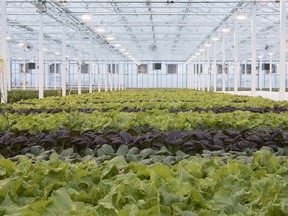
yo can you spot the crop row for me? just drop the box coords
[2,89,286,111]
[1,127,288,161]
[1,110,288,132]
[0,150,287,215]
[2,105,288,115]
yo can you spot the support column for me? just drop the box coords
[207,48,211,91]
[114,61,118,91]
[251,3,257,96]
[202,52,205,91]
[187,63,190,89]
[98,60,101,92]
[189,63,192,89]
[89,38,93,93]
[193,60,196,89]
[213,42,217,92]
[38,11,44,99]
[197,57,201,90]
[61,26,66,96]
[45,58,48,90]
[279,0,286,100]
[244,62,247,89]
[104,58,108,92]
[222,34,226,92]
[35,51,38,90]
[77,35,82,95]
[269,54,272,92]
[7,45,11,91]
[54,59,57,90]
[118,60,121,90]
[110,61,113,91]
[1,0,8,103]
[22,59,26,90]
[259,56,263,90]
[234,19,239,93]
[122,60,125,90]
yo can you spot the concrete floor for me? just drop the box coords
[225,91,287,101]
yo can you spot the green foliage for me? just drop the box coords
[1,89,288,133]
[2,110,288,133]
[6,89,89,103]
[0,150,287,215]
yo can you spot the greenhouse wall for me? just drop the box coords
[7,60,288,90]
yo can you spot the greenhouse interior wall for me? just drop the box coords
[7,60,288,91]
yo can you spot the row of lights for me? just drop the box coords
[80,14,139,64]
[185,13,277,64]
[95,27,140,64]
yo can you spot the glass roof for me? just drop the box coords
[2,0,287,62]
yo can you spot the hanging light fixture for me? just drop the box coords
[95,27,105,34]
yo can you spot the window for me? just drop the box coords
[108,64,118,73]
[81,63,89,73]
[153,63,161,70]
[49,63,61,73]
[19,63,33,73]
[27,63,36,70]
[217,64,229,74]
[194,64,203,74]
[19,64,25,73]
[240,64,251,74]
[167,64,177,74]
[138,64,148,74]
[262,63,276,74]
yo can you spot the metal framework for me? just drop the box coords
[0,0,287,102]
[1,0,285,61]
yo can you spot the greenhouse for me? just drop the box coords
[0,0,288,215]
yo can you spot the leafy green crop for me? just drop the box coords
[2,89,287,111]
[2,110,288,133]
[1,89,288,133]
[0,150,287,215]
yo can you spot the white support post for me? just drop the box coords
[193,60,196,89]
[259,56,263,90]
[35,52,38,90]
[207,47,211,91]
[187,63,189,89]
[187,63,190,89]
[213,42,217,92]
[23,59,26,90]
[104,59,108,92]
[198,57,201,90]
[189,62,191,89]
[61,26,66,96]
[110,61,113,91]
[269,55,272,92]
[89,38,93,93]
[244,62,247,89]
[118,60,121,90]
[77,35,82,95]
[45,58,48,90]
[279,0,286,100]
[251,3,257,96]
[98,60,101,92]
[7,45,11,91]
[114,60,119,91]
[222,34,226,92]
[54,59,57,90]
[234,19,239,93]
[195,59,198,90]
[202,53,205,91]
[1,0,8,103]
[122,60,125,90]
[38,11,44,99]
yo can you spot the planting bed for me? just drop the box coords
[0,89,288,215]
